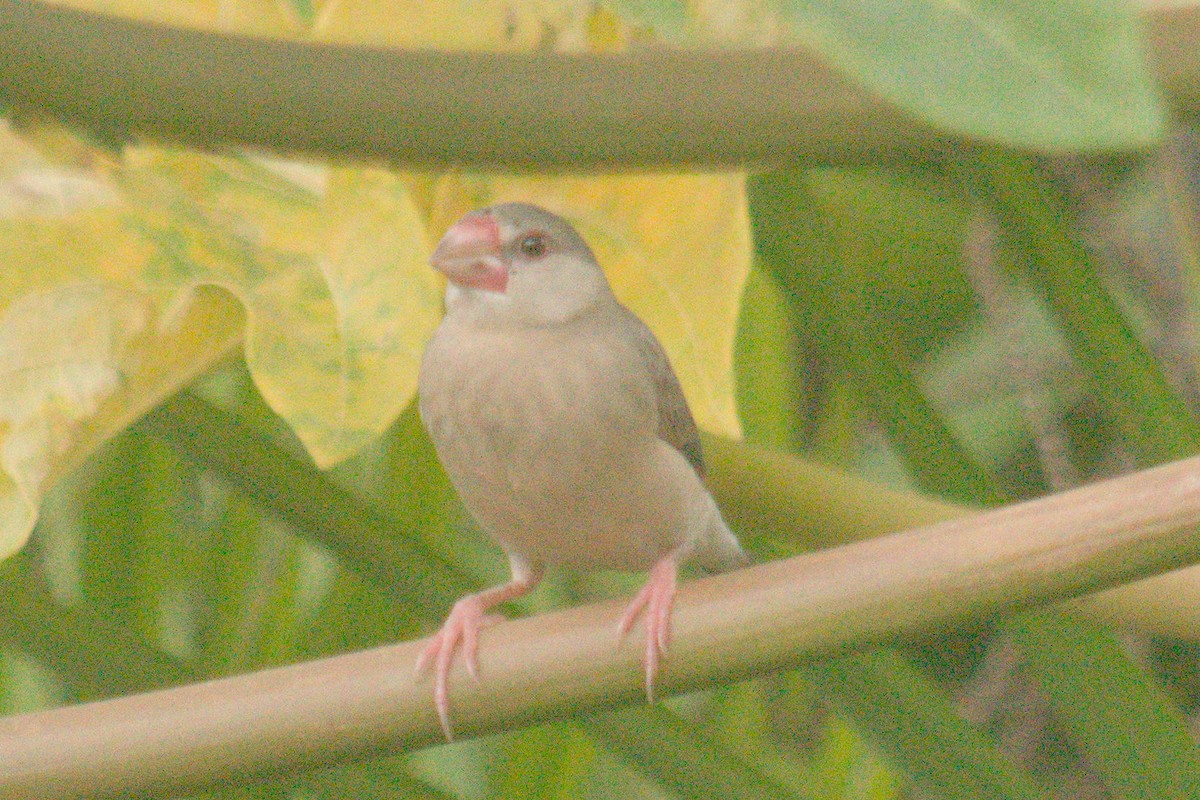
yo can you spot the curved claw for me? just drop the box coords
[415,564,541,741]
[616,556,678,704]
[415,596,500,740]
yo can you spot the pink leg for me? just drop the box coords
[416,557,541,740]
[616,554,678,703]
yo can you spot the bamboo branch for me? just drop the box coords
[704,434,1200,640]
[0,0,939,170]
[1,0,1194,169]
[4,453,1200,799]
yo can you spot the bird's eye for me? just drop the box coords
[518,233,548,258]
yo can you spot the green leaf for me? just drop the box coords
[1010,610,1200,800]
[779,0,1164,150]
[808,651,1045,800]
[133,391,473,611]
[734,267,806,452]
[962,147,1200,466]
[0,545,196,703]
[580,705,809,800]
[491,724,598,800]
[611,0,1164,150]
[298,756,457,800]
[752,168,1005,504]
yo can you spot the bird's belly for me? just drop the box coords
[492,448,690,570]
[420,329,683,570]
[435,404,686,571]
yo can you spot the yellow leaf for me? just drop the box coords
[0,121,142,294]
[0,128,440,559]
[313,0,597,50]
[122,148,441,467]
[431,172,750,438]
[0,284,243,560]
[52,0,607,51]
[48,0,305,38]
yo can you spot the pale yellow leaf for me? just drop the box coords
[37,0,776,52]
[48,0,305,38]
[313,0,597,50]
[0,121,142,297]
[431,172,750,438]
[122,148,441,467]
[49,0,606,51]
[0,284,243,560]
[0,128,438,560]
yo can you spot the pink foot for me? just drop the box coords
[415,595,504,740]
[415,564,540,740]
[617,555,678,703]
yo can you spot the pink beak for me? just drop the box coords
[431,212,508,293]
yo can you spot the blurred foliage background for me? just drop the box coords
[3,0,1200,798]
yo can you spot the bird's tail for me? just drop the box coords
[688,505,751,574]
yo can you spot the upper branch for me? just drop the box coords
[0,0,960,169]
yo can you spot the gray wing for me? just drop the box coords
[621,307,706,478]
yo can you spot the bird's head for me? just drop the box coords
[431,203,615,327]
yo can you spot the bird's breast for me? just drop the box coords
[422,321,653,456]
[419,318,687,569]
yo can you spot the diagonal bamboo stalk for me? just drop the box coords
[4,452,1200,799]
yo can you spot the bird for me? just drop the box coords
[416,202,748,738]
